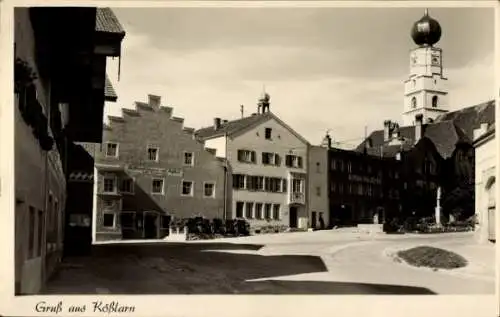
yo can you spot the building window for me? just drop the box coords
[432,95,438,108]
[152,179,164,194]
[255,203,263,219]
[233,174,246,190]
[316,186,321,196]
[103,176,116,193]
[264,203,272,219]
[28,206,35,258]
[338,183,344,194]
[182,180,194,196]
[331,182,336,193]
[285,155,303,168]
[245,202,254,219]
[103,213,115,228]
[147,146,159,161]
[265,128,272,140]
[292,179,303,193]
[265,177,283,192]
[316,162,320,173]
[347,161,352,173]
[273,204,281,220]
[282,179,287,192]
[184,152,194,166]
[204,182,215,198]
[120,178,134,194]
[411,97,417,108]
[236,201,244,218]
[237,149,256,163]
[105,142,118,157]
[262,152,280,166]
[247,175,265,191]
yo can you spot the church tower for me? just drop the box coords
[403,9,449,126]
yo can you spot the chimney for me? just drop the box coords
[415,114,423,144]
[148,94,161,109]
[213,117,221,130]
[383,120,392,141]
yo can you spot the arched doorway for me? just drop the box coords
[486,177,496,241]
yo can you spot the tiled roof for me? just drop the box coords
[195,112,272,139]
[95,8,125,35]
[357,120,470,159]
[104,75,117,102]
[434,100,495,139]
[356,100,495,159]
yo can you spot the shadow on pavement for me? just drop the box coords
[41,242,434,295]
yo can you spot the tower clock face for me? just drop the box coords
[431,55,440,66]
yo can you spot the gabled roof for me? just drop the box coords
[104,74,117,102]
[95,8,125,35]
[356,100,494,159]
[195,111,310,145]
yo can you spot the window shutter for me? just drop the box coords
[262,153,266,164]
[282,179,287,192]
[298,156,303,168]
[275,154,281,166]
[285,155,292,167]
[251,151,256,163]
[237,150,243,161]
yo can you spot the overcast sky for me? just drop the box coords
[104,6,494,149]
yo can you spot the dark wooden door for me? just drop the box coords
[311,211,317,229]
[289,207,298,228]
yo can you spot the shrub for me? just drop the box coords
[397,246,468,269]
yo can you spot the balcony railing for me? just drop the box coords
[289,192,305,204]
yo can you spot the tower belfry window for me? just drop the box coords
[432,95,438,108]
[411,97,417,109]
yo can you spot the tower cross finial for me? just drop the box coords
[424,8,429,16]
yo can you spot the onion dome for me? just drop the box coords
[411,9,442,46]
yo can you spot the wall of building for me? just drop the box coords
[204,135,227,158]
[474,133,496,243]
[14,9,66,294]
[308,146,329,228]
[226,116,309,228]
[93,101,225,240]
[328,148,402,226]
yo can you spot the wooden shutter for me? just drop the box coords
[251,151,256,163]
[285,155,292,167]
[298,156,303,168]
[237,150,243,162]
[275,154,281,166]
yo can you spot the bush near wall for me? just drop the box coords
[384,216,474,234]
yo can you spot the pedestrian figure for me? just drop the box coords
[319,215,325,230]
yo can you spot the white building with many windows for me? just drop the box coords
[473,123,496,243]
[195,93,311,229]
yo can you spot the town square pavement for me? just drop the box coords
[43,230,494,295]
